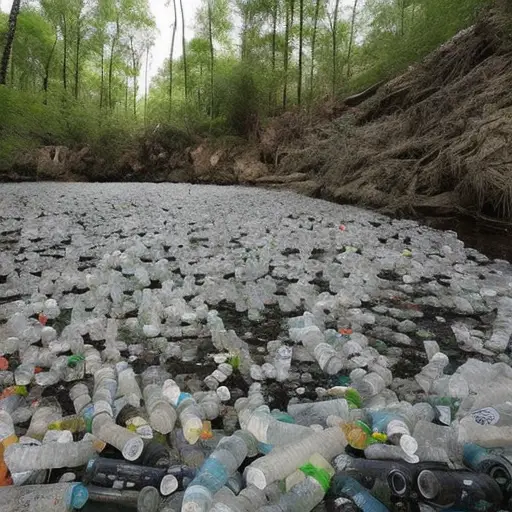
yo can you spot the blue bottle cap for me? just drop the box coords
[67,483,89,509]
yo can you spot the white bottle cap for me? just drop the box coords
[160,474,179,496]
[399,434,418,456]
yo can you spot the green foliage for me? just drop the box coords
[0,0,496,170]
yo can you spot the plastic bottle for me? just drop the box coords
[26,398,62,440]
[117,367,143,406]
[160,491,185,512]
[245,427,347,489]
[4,435,105,473]
[143,383,177,435]
[341,421,384,450]
[415,353,449,393]
[354,373,387,398]
[176,393,204,444]
[364,443,419,464]
[330,475,389,512]
[14,363,35,386]
[288,399,350,427]
[259,467,330,512]
[48,414,87,433]
[197,392,221,421]
[86,484,160,511]
[84,457,178,496]
[182,430,257,512]
[92,411,144,461]
[290,326,344,375]
[170,428,206,468]
[70,382,92,415]
[239,405,314,446]
[417,469,502,511]
[135,440,173,468]
[116,404,153,439]
[463,443,512,499]
[459,402,512,448]
[274,345,293,382]
[0,410,17,486]
[0,482,88,511]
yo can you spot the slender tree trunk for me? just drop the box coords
[283,0,291,108]
[179,0,188,100]
[144,46,149,125]
[62,14,68,90]
[169,0,178,118]
[332,0,340,96]
[269,2,278,111]
[129,36,137,117]
[297,0,304,106]
[108,15,120,109]
[208,0,214,119]
[100,44,104,109]
[43,34,58,104]
[0,0,21,85]
[309,0,321,106]
[346,0,359,79]
[125,74,128,113]
[9,47,14,86]
[400,0,406,36]
[74,20,81,99]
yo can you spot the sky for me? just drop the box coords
[0,0,202,83]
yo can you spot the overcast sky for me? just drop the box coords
[0,0,202,83]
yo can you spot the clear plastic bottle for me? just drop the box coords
[259,475,326,512]
[198,392,221,421]
[26,398,62,440]
[182,430,257,512]
[117,367,142,406]
[84,346,102,375]
[170,428,206,468]
[210,484,271,512]
[330,475,389,512]
[274,346,293,382]
[177,393,204,444]
[354,372,387,398]
[70,382,92,415]
[288,399,350,427]
[0,482,88,512]
[245,427,346,489]
[92,411,144,461]
[240,405,314,445]
[14,363,35,386]
[364,443,419,464]
[415,352,449,393]
[143,384,177,435]
[458,402,512,448]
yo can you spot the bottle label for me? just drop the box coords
[471,407,500,426]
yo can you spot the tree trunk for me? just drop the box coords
[100,43,104,109]
[62,14,68,90]
[74,20,81,99]
[400,0,406,36]
[169,0,178,118]
[144,46,149,125]
[208,0,214,119]
[346,0,359,79]
[271,3,277,72]
[0,0,21,85]
[283,0,291,108]
[108,15,120,109]
[179,0,188,100]
[309,0,321,106]
[129,35,137,117]
[297,0,304,106]
[125,74,128,113]
[332,0,340,96]
[43,34,58,104]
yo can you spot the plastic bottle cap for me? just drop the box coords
[122,437,144,461]
[67,483,89,509]
[245,467,267,490]
[418,470,440,499]
[137,486,160,512]
[160,474,179,496]
[399,435,418,456]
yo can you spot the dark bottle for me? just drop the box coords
[135,439,172,468]
[84,458,177,496]
[417,469,502,511]
[86,485,161,511]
